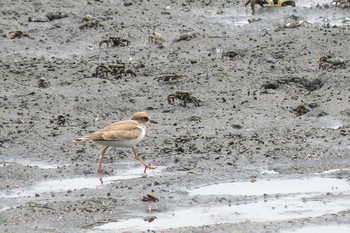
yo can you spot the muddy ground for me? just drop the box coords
[1,0,350,232]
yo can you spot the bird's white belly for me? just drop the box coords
[96,127,146,148]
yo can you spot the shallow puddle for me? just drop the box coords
[305,12,350,27]
[283,225,350,233]
[205,9,250,27]
[94,176,350,232]
[188,177,349,196]
[202,0,350,29]
[297,0,332,8]
[0,166,164,199]
[95,194,350,232]
[0,157,67,169]
[11,43,96,60]
[309,116,344,129]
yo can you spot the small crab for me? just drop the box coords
[248,18,262,23]
[95,65,114,78]
[245,0,295,14]
[154,74,184,83]
[95,64,136,78]
[175,135,192,143]
[317,55,346,70]
[114,66,137,77]
[331,0,350,7]
[172,32,199,43]
[283,20,310,29]
[245,0,275,15]
[148,32,165,44]
[141,194,159,202]
[222,51,245,59]
[277,0,296,7]
[99,37,130,47]
[8,31,33,39]
[38,78,50,88]
[144,216,157,223]
[79,21,104,29]
[81,15,97,22]
[167,91,200,107]
[293,104,310,116]
[53,114,71,126]
[282,15,311,29]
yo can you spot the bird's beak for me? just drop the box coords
[150,119,158,124]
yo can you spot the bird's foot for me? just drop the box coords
[144,165,157,173]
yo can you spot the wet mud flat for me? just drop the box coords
[1,0,350,232]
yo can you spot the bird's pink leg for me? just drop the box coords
[98,146,109,173]
[132,147,157,173]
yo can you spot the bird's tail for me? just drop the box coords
[73,134,98,142]
[73,138,84,143]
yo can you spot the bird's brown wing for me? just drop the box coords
[74,120,142,142]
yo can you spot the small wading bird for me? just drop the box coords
[73,112,157,173]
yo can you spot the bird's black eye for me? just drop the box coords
[143,117,149,121]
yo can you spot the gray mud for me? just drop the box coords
[1,0,350,232]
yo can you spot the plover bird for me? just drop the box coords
[73,112,157,173]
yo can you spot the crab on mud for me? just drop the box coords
[53,114,71,126]
[222,51,245,59]
[81,15,97,22]
[175,135,192,143]
[99,37,131,47]
[245,0,295,14]
[283,20,311,29]
[141,194,159,202]
[167,91,200,107]
[154,74,184,83]
[95,64,136,78]
[172,32,199,43]
[293,104,310,116]
[148,33,165,44]
[277,0,296,6]
[8,31,33,39]
[115,65,137,77]
[317,55,346,70]
[38,78,50,88]
[79,21,104,29]
[331,0,350,7]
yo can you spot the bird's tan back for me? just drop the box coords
[74,120,143,142]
